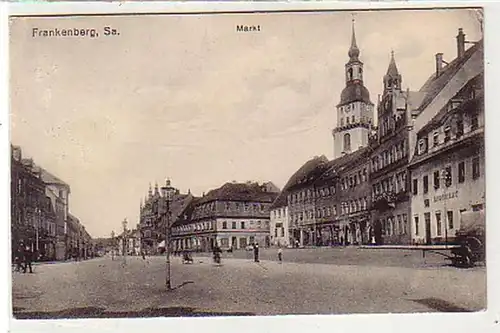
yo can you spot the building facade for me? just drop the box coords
[368,53,418,245]
[408,33,484,245]
[11,145,92,261]
[172,182,278,251]
[333,21,375,159]
[139,182,194,254]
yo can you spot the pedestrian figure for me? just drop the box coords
[253,243,259,262]
[22,246,33,274]
[295,240,299,248]
[278,247,283,263]
[141,250,146,260]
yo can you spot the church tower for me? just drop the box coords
[332,19,374,159]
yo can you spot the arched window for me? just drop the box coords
[344,133,351,152]
[348,68,353,80]
[359,68,363,76]
[352,115,355,123]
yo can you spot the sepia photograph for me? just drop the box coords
[8,6,486,321]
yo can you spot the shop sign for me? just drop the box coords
[433,190,459,203]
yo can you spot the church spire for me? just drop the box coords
[348,17,360,61]
[386,50,399,76]
[154,181,159,196]
[384,50,402,91]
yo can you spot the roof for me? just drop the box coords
[338,82,373,107]
[196,182,278,205]
[40,167,69,187]
[315,147,371,183]
[286,156,330,192]
[270,156,328,209]
[416,40,483,114]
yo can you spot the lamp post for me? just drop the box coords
[441,169,450,249]
[160,178,176,290]
[111,230,115,260]
[122,218,128,264]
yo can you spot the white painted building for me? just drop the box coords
[408,31,484,245]
[270,205,290,247]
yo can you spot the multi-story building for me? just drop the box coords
[172,182,279,251]
[285,22,375,247]
[408,30,484,245]
[368,52,422,245]
[139,181,194,254]
[269,194,290,247]
[41,168,71,260]
[11,146,58,260]
[334,148,372,245]
[286,149,371,247]
[11,145,92,261]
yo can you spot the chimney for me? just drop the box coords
[435,53,444,76]
[456,28,466,58]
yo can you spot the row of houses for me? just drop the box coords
[10,145,93,261]
[137,181,279,253]
[135,26,484,252]
[270,27,484,247]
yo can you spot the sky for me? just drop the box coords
[9,9,482,237]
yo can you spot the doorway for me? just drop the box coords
[424,212,431,245]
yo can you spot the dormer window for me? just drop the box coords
[418,137,428,155]
[444,126,451,143]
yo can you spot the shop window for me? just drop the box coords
[447,211,454,229]
[436,212,442,236]
[222,221,227,229]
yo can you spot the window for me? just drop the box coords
[352,115,355,123]
[456,118,464,137]
[444,167,452,187]
[471,113,479,131]
[344,133,351,152]
[472,157,480,179]
[418,138,427,155]
[346,117,350,125]
[447,211,454,229]
[274,228,278,237]
[424,199,430,208]
[397,216,402,235]
[444,126,451,143]
[232,221,236,229]
[222,221,227,229]
[423,175,429,194]
[458,162,465,183]
[403,214,408,234]
[412,179,418,195]
[341,118,344,126]
[436,212,442,236]
[434,171,440,189]
[241,221,245,229]
[433,132,439,146]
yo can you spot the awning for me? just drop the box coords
[157,240,165,248]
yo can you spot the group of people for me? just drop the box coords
[13,243,35,274]
[210,242,284,264]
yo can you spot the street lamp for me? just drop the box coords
[122,218,128,264]
[441,169,451,249]
[111,230,115,260]
[160,178,176,290]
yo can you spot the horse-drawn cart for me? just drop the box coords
[449,210,485,267]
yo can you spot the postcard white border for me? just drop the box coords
[2,1,499,333]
